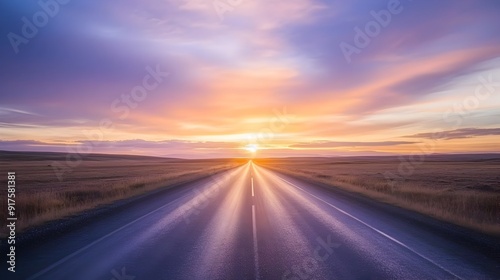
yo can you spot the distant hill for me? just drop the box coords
[0,150,186,162]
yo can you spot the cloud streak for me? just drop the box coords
[406,128,500,140]
[290,141,417,149]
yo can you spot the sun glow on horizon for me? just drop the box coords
[245,144,259,153]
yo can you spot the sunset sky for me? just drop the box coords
[1,0,499,158]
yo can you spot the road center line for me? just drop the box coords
[252,205,260,280]
[275,175,464,280]
[251,177,254,197]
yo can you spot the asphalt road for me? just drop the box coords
[5,161,500,279]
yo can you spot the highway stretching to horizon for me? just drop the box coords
[6,161,500,280]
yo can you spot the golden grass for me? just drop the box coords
[254,155,500,235]
[0,152,246,237]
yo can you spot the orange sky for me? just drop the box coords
[1,0,500,158]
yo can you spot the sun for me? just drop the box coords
[245,144,259,153]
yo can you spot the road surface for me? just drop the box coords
[5,161,500,279]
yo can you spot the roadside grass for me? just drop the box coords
[0,152,246,237]
[254,156,500,236]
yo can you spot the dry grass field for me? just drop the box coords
[2,151,498,238]
[254,154,500,235]
[0,151,245,237]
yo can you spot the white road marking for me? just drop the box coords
[251,177,254,197]
[276,175,465,280]
[27,194,187,280]
[252,205,260,280]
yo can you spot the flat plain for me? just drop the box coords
[2,151,498,238]
[254,154,500,235]
[0,151,245,237]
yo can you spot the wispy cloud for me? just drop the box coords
[290,141,417,149]
[0,107,41,116]
[0,139,245,158]
[405,128,500,140]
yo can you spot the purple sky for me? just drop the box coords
[1,0,500,158]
